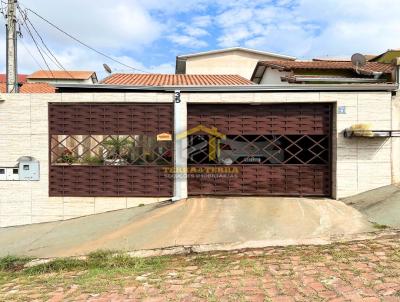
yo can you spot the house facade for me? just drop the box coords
[176,47,296,79]
[0,82,399,227]
[0,49,399,228]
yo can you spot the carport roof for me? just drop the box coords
[100,74,254,86]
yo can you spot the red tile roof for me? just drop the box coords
[0,74,28,83]
[0,82,56,93]
[101,74,254,86]
[257,60,394,74]
[20,82,56,93]
[27,70,95,80]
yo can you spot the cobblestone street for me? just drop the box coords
[1,232,399,302]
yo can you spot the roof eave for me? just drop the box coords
[53,83,398,93]
[177,47,296,60]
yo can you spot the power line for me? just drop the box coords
[23,6,149,73]
[17,5,74,78]
[17,10,55,78]
[19,37,44,70]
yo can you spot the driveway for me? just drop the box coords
[0,197,374,258]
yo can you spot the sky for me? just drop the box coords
[0,0,400,79]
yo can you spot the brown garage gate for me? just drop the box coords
[187,103,332,197]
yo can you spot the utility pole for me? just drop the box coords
[6,0,18,93]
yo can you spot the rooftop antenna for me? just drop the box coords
[351,53,366,74]
[103,63,112,74]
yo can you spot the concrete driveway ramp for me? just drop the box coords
[343,184,400,228]
[0,197,374,258]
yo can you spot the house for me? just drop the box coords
[0,74,27,93]
[175,47,296,79]
[27,70,98,84]
[0,74,55,93]
[369,49,400,63]
[0,50,399,228]
[251,60,395,84]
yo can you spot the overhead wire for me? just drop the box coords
[17,8,55,78]
[17,5,74,78]
[21,5,149,73]
[19,37,45,70]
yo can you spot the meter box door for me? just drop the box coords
[6,168,19,180]
[0,168,6,180]
[18,157,40,181]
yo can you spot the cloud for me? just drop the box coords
[1,0,400,78]
[213,0,400,58]
[168,35,208,48]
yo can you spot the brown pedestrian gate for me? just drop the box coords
[49,103,173,197]
[187,103,332,196]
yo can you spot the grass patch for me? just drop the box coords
[23,250,168,275]
[372,222,389,230]
[0,255,32,272]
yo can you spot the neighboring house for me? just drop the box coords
[369,49,400,63]
[27,70,98,84]
[175,47,296,79]
[0,74,55,93]
[0,74,27,93]
[251,60,395,84]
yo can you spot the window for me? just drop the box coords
[23,165,30,170]
[50,134,172,166]
[188,134,329,165]
[13,169,19,174]
[0,169,4,174]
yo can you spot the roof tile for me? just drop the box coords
[101,74,254,86]
[257,60,394,74]
[28,70,95,80]
[0,82,55,93]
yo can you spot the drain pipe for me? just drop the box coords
[173,90,188,201]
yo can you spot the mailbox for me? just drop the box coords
[0,156,40,181]
[17,156,40,181]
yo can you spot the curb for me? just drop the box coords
[24,229,400,268]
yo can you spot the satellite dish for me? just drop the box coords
[103,63,112,74]
[351,53,366,68]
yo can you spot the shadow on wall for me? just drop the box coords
[339,130,390,161]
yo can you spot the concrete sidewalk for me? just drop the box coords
[0,197,374,258]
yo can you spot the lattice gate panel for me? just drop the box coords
[49,103,173,197]
[187,103,332,197]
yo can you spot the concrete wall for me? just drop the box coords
[184,50,292,79]
[0,93,172,227]
[0,91,395,227]
[260,68,290,85]
[392,94,400,183]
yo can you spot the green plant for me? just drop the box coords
[83,155,104,165]
[103,136,131,159]
[58,150,77,164]
[0,255,32,272]
[372,222,389,230]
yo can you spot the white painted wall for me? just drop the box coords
[259,68,291,85]
[184,50,293,79]
[0,91,395,227]
[27,78,95,85]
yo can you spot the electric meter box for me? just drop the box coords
[0,156,40,181]
[0,167,19,181]
[17,156,40,181]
